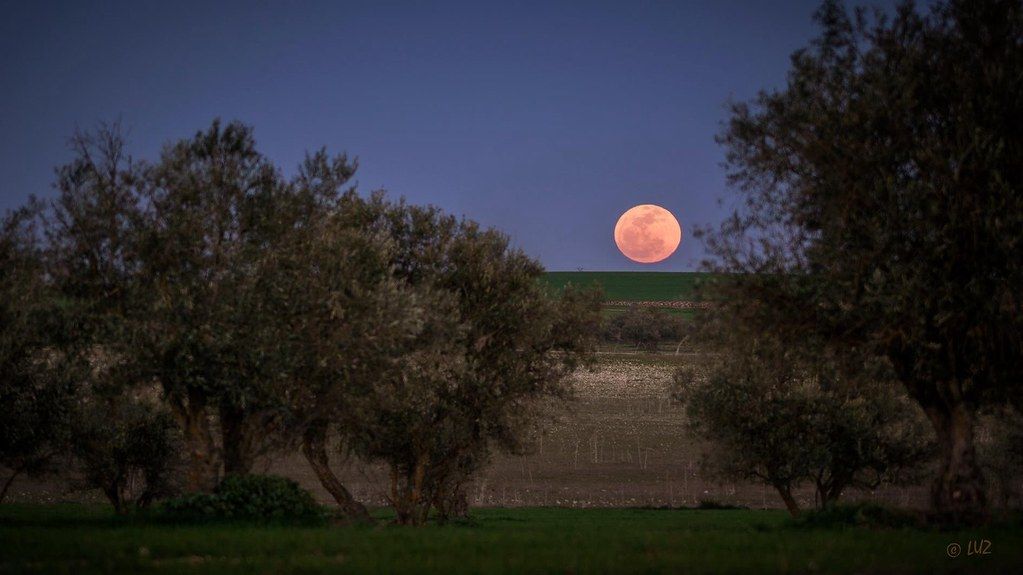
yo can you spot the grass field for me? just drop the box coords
[543,271,715,302]
[1,504,1019,574]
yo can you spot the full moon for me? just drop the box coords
[613,204,682,264]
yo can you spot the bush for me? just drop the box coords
[793,503,925,530]
[674,332,933,518]
[977,407,1023,509]
[603,305,687,352]
[71,397,181,513]
[161,474,324,524]
[696,500,748,510]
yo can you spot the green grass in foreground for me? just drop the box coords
[1,505,1021,574]
[544,271,715,301]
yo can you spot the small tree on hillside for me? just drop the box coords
[674,318,932,516]
[604,305,687,353]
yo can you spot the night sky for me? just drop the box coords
[0,1,899,270]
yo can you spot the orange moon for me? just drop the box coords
[613,204,682,263]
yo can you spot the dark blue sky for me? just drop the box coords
[0,0,897,270]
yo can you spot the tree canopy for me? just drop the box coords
[704,0,1023,522]
[325,193,602,524]
[1,119,601,523]
[675,314,932,517]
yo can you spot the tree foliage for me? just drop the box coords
[0,205,76,502]
[327,194,602,524]
[70,396,181,514]
[1,119,601,524]
[703,0,1023,521]
[134,121,306,485]
[977,407,1023,509]
[674,318,932,517]
[266,159,426,522]
[39,121,419,500]
[603,305,688,353]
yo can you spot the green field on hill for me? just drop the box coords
[543,271,714,301]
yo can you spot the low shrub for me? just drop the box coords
[793,503,925,530]
[696,500,749,510]
[70,398,182,514]
[161,474,324,524]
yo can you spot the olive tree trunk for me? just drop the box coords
[220,405,256,477]
[0,465,25,504]
[301,420,371,523]
[813,471,850,510]
[170,389,220,492]
[390,454,430,525]
[925,400,988,523]
[433,480,470,523]
[774,483,801,518]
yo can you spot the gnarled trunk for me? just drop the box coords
[103,482,126,515]
[0,464,25,504]
[925,401,988,523]
[220,405,256,477]
[301,420,371,523]
[814,472,849,510]
[170,389,220,492]
[433,480,470,522]
[774,483,801,517]
[390,454,430,525]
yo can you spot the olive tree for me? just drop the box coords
[257,154,429,522]
[23,119,599,523]
[674,315,932,516]
[4,193,179,513]
[69,396,181,513]
[130,121,298,487]
[333,194,602,525]
[0,205,76,502]
[42,121,414,496]
[977,407,1023,509]
[704,0,1023,521]
[603,305,687,353]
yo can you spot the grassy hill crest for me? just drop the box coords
[543,271,714,302]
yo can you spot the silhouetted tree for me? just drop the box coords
[333,194,602,524]
[262,155,427,522]
[704,0,1023,522]
[977,407,1023,509]
[674,313,932,517]
[70,396,181,514]
[603,305,687,353]
[131,121,300,486]
[42,121,405,495]
[11,119,600,524]
[0,205,76,502]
